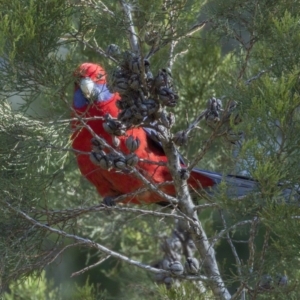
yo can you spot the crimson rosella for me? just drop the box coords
[71,62,257,205]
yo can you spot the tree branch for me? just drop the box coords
[120,1,139,53]
[158,123,231,298]
[33,203,186,226]
[5,201,170,276]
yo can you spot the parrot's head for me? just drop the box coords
[73,63,114,109]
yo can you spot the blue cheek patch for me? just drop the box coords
[73,84,114,109]
[94,84,113,102]
[73,89,89,109]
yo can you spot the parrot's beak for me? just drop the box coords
[80,77,95,100]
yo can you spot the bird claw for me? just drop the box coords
[102,196,117,207]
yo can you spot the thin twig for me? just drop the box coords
[211,220,253,246]
[219,210,242,275]
[5,202,170,275]
[171,49,189,66]
[231,282,247,300]
[231,239,249,244]
[252,228,270,299]
[31,193,182,227]
[47,116,104,125]
[71,255,111,278]
[44,145,89,155]
[177,21,210,42]
[69,0,115,16]
[147,20,209,59]
[194,203,219,211]
[245,64,274,85]
[185,109,207,135]
[47,242,84,266]
[188,100,238,170]
[70,32,118,63]
[248,216,259,273]
[188,125,220,171]
[138,158,167,166]
[219,210,245,299]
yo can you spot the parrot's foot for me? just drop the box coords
[102,196,117,207]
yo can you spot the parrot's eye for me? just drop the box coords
[96,73,105,80]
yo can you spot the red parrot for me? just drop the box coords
[71,63,256,205]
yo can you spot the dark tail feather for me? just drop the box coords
[191,168,258,198]
[192,168,299,201]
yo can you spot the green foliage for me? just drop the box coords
[3,271,58,300]
[3,271,108,300]
[1,0,300,299]
[0,0,74,99]
[1,0,68,57]
[172,34,237,170]
[157,281,214,300]
[0,101,71,286]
